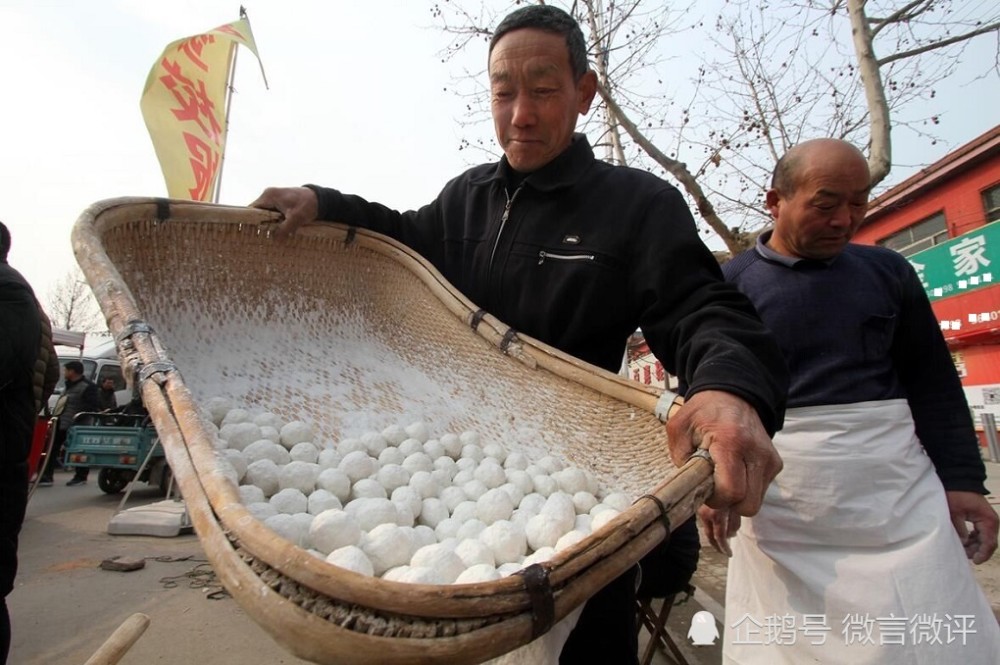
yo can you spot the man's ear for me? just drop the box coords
[577,70,598,115]
[764,189,781,219]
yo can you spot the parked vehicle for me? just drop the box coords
[63,411,170,495]
[49,337,131,411]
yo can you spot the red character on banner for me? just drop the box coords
[183,133,220,201]
[179,34,216,72]
[158,58,223,144]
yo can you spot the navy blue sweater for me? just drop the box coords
[724,234,986,493]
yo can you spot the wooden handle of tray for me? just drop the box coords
[83,613,150,665]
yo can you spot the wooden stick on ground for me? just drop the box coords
[83,613,150,665]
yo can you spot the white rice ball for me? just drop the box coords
[452,469,474,486]
[423,439,445,461]
[270,488,308,515]
[536,455,564,474]
[440,433,463,459]
[602,492,632,512]
[526,514,568,551]
[542,493,577,532]
[409,471,440,499]
[459,430,481,447]
[523,546,556,567]
[203,397,234,425]
[412,524,438,549]
[419,497,449,528]
[344,497,398,532]
[455,518,487,541]
[278,461,320,494]
[439,485,467,513]
[506,469,534,496]
[316,468,351,503]
[238,484,265,505]
[279,421,314,449]
[454,538,495,568]
[591,508,621,532]
[362,431,389,456]
[362,523,416,576]
[289,441,320,464]
[499,482,524,508]
[574,514,593,533]
[219,422,263,451]
[376,464,410,493]
[532,475,558,498]
[497,562,524,577]
[221,408,250,427]
[308,489,342,515]
[391,486,423,519]
[451,501,479,524]
[461,444,484,463]
[462,479,488,501]
[474,460,506,489]
[264,513,308,546]
[477,487,515,525]
[259,425,281,444]
[431,468,454,488]
[310,509,362,554]
[381,424,408,446]
[432,455,456,476]
[326,545,373,576]
[504,452,529,471]
[455,564,501,584]
[351,478,388,500]
[479,520,527,565]
[245,459,280,497]
[338,437,366,455]
[572,491,599,514]
[292,512,315,548]
[221,449,248,482]
[378,446,405,466]
[317,448,342,469]
[402,452,434,475]
[395,502,415,527]
[555,530,588,551]
[244,440,291,466]
[252,411,284,430]
[482,443,507,464]
[397,566,447,585]
[410,543,465,584]
[553,468,588,495]
[247,501,278,521]
[519,493,547,515]
[339,450,377,483]
[381,566,411,582]
[404,421,430,443]
[434,517,461,541]
[397,438,424,457]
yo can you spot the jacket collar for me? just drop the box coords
[470,134,595,190]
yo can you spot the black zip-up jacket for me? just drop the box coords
[307,135,788,434]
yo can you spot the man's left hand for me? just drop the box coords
[946,490,998,564]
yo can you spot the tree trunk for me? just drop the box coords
[847,0,892,186]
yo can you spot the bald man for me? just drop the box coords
[701,139,999,663]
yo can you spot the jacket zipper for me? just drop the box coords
[538,251,596,265]
[488,185,523,279]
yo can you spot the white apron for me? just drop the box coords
[723,399,999,664]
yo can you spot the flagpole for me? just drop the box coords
[213,40,239,204]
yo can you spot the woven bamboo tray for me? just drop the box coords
[72,197,714,664]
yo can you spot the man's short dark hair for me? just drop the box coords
[65,360,85,375]
[0,221,10,263]
[489,5,590,82]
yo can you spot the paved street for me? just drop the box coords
[7,463,1000,664]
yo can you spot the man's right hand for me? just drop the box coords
[249,187,319,239]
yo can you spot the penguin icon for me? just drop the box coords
[687,610,720,646]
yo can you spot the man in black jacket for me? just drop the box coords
[253,5,789,663]
[54,361,99,487]
[0,221,46,663]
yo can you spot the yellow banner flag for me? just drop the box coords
[140,17,264,201]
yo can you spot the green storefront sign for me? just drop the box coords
[906,221,1000,302]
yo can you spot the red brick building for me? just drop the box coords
[854,124,1000,424]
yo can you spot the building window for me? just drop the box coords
[984,184,1000,224]
[877,212,949,257]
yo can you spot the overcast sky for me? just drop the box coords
[2,0,998,311]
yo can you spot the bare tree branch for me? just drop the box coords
[878,21,1000,66]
